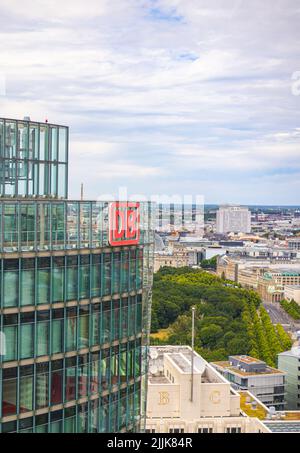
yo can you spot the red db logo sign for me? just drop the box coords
[109,202,140,246]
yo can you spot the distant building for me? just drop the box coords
[217,255,300,302]
[284,286,300,304]
[288,238,300,251]
[258,268,300,303]
[154,244,197,272]
[216,206,251,234]
[217,255,270,287]
[212,356,286,410]
[145,346,269,433]
[278,346,300,410]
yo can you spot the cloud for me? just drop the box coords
[0,0,299,203]
[0,0,110,20]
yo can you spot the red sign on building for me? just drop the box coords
[109,202,140,246]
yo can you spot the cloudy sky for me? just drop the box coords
[0,0,299,204]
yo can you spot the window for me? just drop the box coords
[103,253,112,296]
[37,257,50,305]
[91,304,100,346]
[66,307,77,352]
[36,311,50,356]
[113,252,121,294]
[20,313,34,359]
[52,256,65,302]
[79,306,89,349]
[66,256,78,301]
[64,407,76,433]
[35,414,48,433]
[65,357,77,402]
[3,314,18,362]
[20,259,35,306]
[129,249,137,291]
[2,421,17,433]
[19,416,33,433]
[198,427,213,433]
[3,259,19,307]
[112,299,120,341]
[119,345,127,383]
[91,254,101,297]
[102,301,111,344]
[79,255,90,299]
[50,410,63,433]
[19,366,34,413]
[51,309,63,354]
[58,127,67,162]
[128,296,136,336]
[226,427,241,433]
[2,368,17,417]
[121,251,129,293]
[90,353,100,395]
[121,297,129,338]
[78,355,89,398]
[101,349,111,391]
[36,363,49,409]
[51,360,63,405]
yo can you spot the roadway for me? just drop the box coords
[263,301,300,333]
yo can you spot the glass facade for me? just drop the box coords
[0,118,68,198]
[0,199,152,253]
[0,117,154,433]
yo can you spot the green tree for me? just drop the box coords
[199,324,223,348]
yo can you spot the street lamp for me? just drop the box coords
[190,306,196,402]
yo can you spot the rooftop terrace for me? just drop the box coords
[212,360,284,376]
[231,355,265,365]
[239,392,268,420]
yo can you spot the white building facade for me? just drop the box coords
[216,206,251,234]
[146,347,269,433]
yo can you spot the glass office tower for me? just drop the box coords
[0,117,154,433]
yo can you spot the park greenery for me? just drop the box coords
[200,255,218,270]
[151,267,293,366]
[280,299,300,320]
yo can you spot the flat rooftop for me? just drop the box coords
[231,355,265,365]
[278,346,300,358]
[212,361,284,376]
[148,376,170,384]
[148,346,225,384]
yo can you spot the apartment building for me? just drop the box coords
[212,356,286,410]
[278,346,300,410]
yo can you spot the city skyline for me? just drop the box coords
[0,1,299,203]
